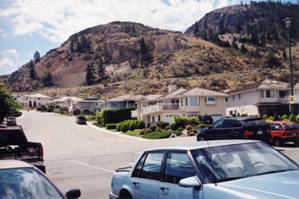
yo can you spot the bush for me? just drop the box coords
[170,123,179,131]
[123,129,142,136]
[282,114,289,121]
[116,120,145,132]
[86,115,95,121]
[198,123,209,129]
[165,125,171,130]
[296,115,299,123]
[150,125,157,131]
[262,114,268,120]
[141,128,152,135]
[174,116,200,128]
[289,114,296,122]
[143,131,172,139]
[155,121,169,129]
[186,125,193,131]
[97,109,132,125]
[105,123,117,129]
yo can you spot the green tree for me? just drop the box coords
[85,63,95,85]
[42,73,54,87]
[28,60,38,80]
[240,44,248,54]
[0,85,21,122]
[33,51,41,63]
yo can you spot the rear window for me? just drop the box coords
[284,123,299,130]
[0,129,27,146]
[245,119,267,127]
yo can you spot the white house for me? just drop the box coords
[69,98,104,115]
[133,85,227,126]
[226,79,290,116]
[48,96,82,109]
[14,93,52,107]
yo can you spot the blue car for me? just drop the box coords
[110,140,299,199]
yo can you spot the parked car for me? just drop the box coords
[0,125,45,173]
[197,117,271,142]
[269,121,299,147]
[76,116,87,125]
[6,116,17,126]
[110,140,299,199]
[0,160,81,199]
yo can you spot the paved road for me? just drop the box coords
[18,111,196,199]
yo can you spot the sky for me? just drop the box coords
[0,0,297,75]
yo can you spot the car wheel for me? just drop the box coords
[273,138,281,147]
[197,135,205,141]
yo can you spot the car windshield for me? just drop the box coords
[191,142,298,183]
[284,123,299,130]
[0,168,64,199]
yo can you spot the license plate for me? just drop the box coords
[257,131,263,135]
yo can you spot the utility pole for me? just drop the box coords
[285,18,294,114]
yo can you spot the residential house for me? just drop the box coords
[69,98,104,115]
[101,95,143,111]
[226,79,290,116]
[47,96,82,113]
[133,86,227,126]
[14,93,52,107]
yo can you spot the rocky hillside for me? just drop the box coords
[6,2,299,98]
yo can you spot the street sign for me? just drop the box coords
[289,95,296,104]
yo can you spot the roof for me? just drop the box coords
[179,87,227,97]
[159,88,186,100]
[227,79,289,94]
[49,96,82,103]
[108,95,144,102]
[148,140,259,151]
[0,160,32,170]
[26,93,51,99]
[140,94,163,102]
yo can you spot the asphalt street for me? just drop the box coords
[17,111,299,199]
[17,111,196,199]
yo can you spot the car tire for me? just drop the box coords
[273,138,281,147]
[197,135,205,142]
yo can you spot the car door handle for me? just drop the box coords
[160,187,169,191]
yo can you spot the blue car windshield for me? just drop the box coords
[0,168,64,199]
[191,143,298,183]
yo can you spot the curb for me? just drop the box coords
[87,122,149,141]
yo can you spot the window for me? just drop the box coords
[164,152,195,184]
[265,90,274,98]
[270,123,283,130]
[279,91,287,98]
[189,96,198,106]
[238,94,241,99]
[213,120,224,128]
[232,95,235,100]
[139,152,164,180]
[185,98,188,106]
[205,97,216,104]
[132,154,147,177]
[158,115,161,122]
[225,97,228,102]
[260,90,264,98]
[223,120,242,128]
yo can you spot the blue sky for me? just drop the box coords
[0,0,297,75]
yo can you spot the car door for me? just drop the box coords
[226,120,243,139]
[270,123,284,138]
[159,151,203,199]
[206,120,224,140]
[131,151,165,199]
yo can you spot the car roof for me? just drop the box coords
[0,160,33,170]
[222,117,261,121]
[147,140,259,151]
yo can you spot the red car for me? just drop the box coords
[269,121,299,146]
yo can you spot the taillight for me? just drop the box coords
[244,130,254,137]
[39,145,44,160]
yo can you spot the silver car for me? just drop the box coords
[110,140,299,199]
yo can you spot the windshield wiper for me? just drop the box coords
[256,169,296,176]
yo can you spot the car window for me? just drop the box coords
[164,152,195,184]
[139,152,164,181]
[245,119,267,127]
[0,129,27,146]
[284,123,299,130]
[213,120,224,128]
[271,123,283,130]
[0,168,64,199]
[132,153,147,177]
[231,120,242,128]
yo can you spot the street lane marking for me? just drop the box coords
[68,160,114,173]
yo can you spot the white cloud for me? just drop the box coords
[0,28,6,37]
[0,49,20,75]
[0,0,236,43]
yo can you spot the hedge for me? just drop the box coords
[116,120,145,132]
[105,123,117,129]
[97,108,132,125]
[143,131,172,139]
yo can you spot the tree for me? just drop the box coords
[139,37,153,67]
[33,51,41,63]
[0,85,21,122]
[42,73,54,87]
[85,63,95,85]
[264,53,281,68]
[240,44,248,54]
[28,60,38,80]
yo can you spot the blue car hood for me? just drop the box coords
[217,170,299,199]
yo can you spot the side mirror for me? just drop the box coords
[179,176,201,188]
[66,189,81,199]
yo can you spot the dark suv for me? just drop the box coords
[197,117,271,142]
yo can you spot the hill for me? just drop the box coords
[5,2,299,98]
